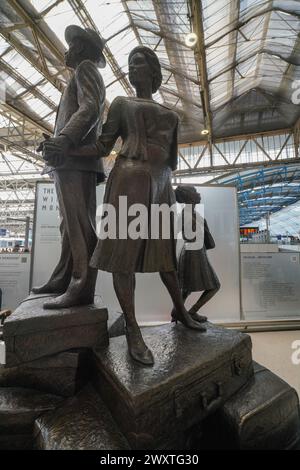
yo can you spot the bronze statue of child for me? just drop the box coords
[174,185,220,323]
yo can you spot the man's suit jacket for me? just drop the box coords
[43,59,105,174]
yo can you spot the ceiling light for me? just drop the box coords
[185,32,197,48]
[201,129,209,135]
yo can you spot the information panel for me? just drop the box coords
[0,253,30,310]
[241,252,300,319]
[30,182,61,289]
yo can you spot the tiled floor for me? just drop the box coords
[250,330,300,397]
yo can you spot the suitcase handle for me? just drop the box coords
[200,382,223,414]
[173,382,223,418]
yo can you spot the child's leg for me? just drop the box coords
[189,283,221,319]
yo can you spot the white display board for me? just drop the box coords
[0,253,30,310]
[30,182,61,289]
[241,252,300,319]
[32,182,241,323]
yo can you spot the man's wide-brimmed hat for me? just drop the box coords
[65,25,106,68]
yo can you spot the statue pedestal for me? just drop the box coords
[93,322,253,449]
[3,295,108,367]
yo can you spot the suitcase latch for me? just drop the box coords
[232,354,247,376]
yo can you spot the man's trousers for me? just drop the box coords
[46,170,98,302]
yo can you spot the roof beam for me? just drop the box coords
[278,20,300,106]
[7,0,65,64]
[206,7,300,49]
[294,118,300,159]
[253,0,273,83]
[0,27,65,92]
[0,198,35,205]
[0,58,57,111]
[229,0,240,101]
[213,86,293,114]
[173,157,300,178]
[39,0,64,18]
[0,100,52,134]
[0,103,48,167]
[152,1,197,115]
[0,137,44,167]
[131,20,188,49]
[209,49,300,83]
[120,0,165,105]
[2,0,67,92]
[122,0,200,84]
[179,127,293,147]
[189,0,213,145]
[160,86,202,109]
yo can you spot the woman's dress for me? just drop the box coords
[90,96,179,273]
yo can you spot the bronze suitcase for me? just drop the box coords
[93,322,254,449]
[200,362,300,450]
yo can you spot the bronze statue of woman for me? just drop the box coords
[174,185,220,322]
[59,47,206,365]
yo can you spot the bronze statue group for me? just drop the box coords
[33,25,220,366]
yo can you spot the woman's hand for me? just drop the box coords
[42,135,71,167]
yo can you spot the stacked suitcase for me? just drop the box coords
[92,322,254,449]
[197,362,300,450]
[92,324,300,450]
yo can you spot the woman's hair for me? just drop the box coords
[128,46,163,93]
[175,185,201,204]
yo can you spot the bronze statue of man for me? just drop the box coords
[32,25,106,309]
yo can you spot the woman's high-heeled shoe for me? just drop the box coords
[188,309,207,323]
[171,309,206,331]
[125,326,154,366]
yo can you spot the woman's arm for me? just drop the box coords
[68,143,99,158]
[68,96,123,159]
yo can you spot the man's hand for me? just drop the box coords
[42,135,71,167]
[36,133,50,153]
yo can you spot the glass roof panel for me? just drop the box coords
[3,50,44,84]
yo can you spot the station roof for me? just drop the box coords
[211,163,300,225]
[257,198,300,236]
[0,0,299,145]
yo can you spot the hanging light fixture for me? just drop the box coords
[185,32,197,48]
